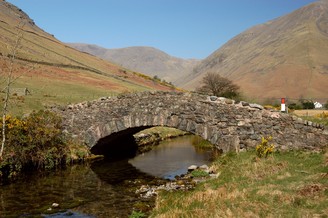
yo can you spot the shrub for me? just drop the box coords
[0,110,69,178]
[301,101,315,109]
[288,103,302,110]
[256,136,275,158]
[316,112,328,119]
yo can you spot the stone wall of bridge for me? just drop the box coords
[54,91,328,154]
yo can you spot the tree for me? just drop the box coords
[0,21,33,159]
[153,75,160,81]
[300,99,315,109]
[196,72,240,98]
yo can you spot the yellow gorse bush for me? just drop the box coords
[315,112,328,119]
[256,136,275,158]
[0,115,27,131]
[0,111,67,170]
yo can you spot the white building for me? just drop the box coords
[314,102,323,109]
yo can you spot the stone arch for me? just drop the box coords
[89,114,206,157]
[55,91,328,156]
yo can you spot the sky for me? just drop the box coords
[6,0,318,59]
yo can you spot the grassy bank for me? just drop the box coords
[136,127,188,140]
[150,149,328,217]
[134,127,189,153]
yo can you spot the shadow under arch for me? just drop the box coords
[90,126,153,158]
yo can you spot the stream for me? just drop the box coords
[0,135,213,217]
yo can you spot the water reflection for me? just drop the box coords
[0,161,156,218]
[90,159,155,184]
[0,135,213,217]
[129,135,212,180]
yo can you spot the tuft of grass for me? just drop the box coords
[129,211,146,218]
[191,169,209,178]
[191,135,213,149]
[150,149,328,217]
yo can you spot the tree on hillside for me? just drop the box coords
[196,72,240,98]
[0,21,34,159]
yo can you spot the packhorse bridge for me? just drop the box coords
[55,91,328,156]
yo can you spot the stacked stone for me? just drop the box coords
[54,91,328,153]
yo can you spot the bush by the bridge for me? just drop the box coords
[256,136,275,158]
[0,110,89,180]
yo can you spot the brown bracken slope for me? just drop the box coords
[183,0,328,101]
[0,0,174,111]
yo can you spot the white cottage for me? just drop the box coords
[314,102,323,109]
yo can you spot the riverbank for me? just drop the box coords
[149,148,328,217]
[134,127,190,153]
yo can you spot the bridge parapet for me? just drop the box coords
[54,91,328,153]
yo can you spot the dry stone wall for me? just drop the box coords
[54,91,328,153]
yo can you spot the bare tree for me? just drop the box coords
[0,22,33,159]
[196,72,240,98]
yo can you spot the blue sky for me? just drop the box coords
[7,0,318,59]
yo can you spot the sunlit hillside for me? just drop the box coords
[0,0,176,115]
[183,0,328,101]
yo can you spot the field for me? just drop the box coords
[150,149,328,217]
[292,109,328,127]
[293,110,328,117]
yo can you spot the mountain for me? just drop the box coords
[68,44,200,85]
[0,0,174,114]
[183,0,328,101]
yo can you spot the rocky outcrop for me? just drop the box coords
[53,91,328,154]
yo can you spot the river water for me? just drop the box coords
[0,135,212,217]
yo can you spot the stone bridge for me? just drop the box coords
[55,91,328,156]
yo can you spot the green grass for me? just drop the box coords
[129,211,146,218]
[300,116,328,127]
[150,149,328,217]
[191,135,213,149]
[136,127,187,140]
[191,169,209,178]
[1,77,116,116]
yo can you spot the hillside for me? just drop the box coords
[0,0,175,115]
[68,44,200,85]
[183,0,328,101]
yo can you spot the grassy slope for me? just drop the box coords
[151,150,328,217]
[0,2,175,115]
